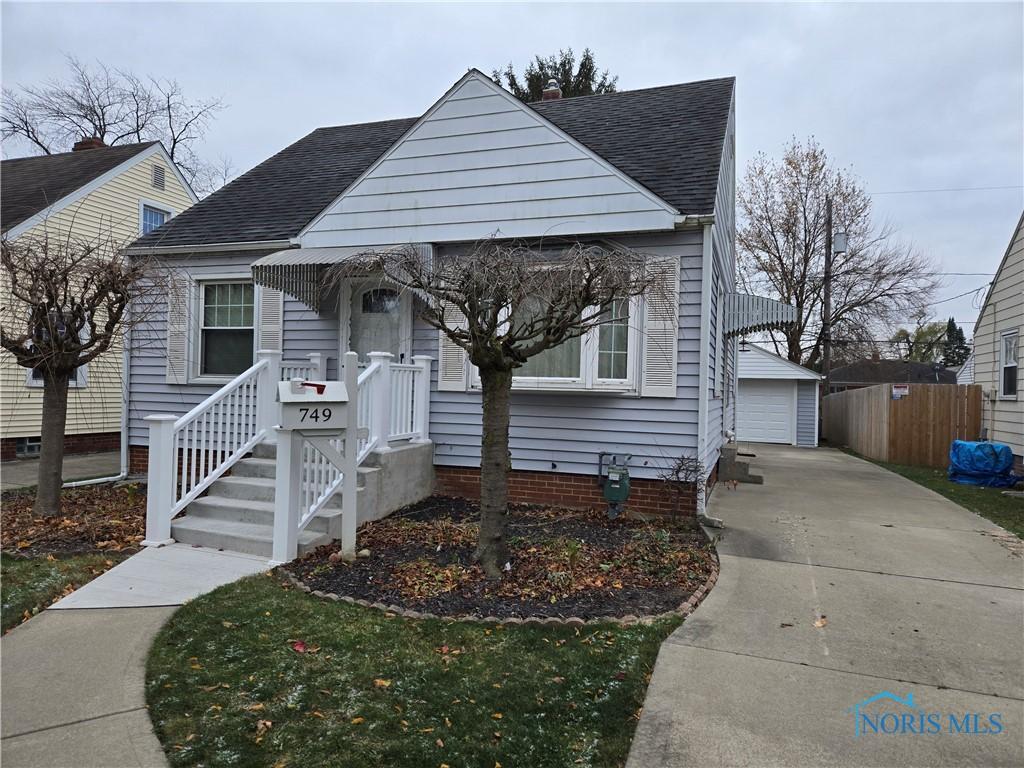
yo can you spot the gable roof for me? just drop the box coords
[973,210,1023,335]
[738,344,822,380]
[132,74,735,250]
[830,358,957,385]
[2,142,159,234]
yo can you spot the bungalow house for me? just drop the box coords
[1,140,196,462]
[127,70,795,559]
[970,211,1022,470]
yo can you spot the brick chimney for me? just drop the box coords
[871,350,881,363]
[541,78,562,101]
[72,137,105,151]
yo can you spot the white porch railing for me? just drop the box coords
[143,345,432,558]
[281,353,325,382]
[142,349,282,546]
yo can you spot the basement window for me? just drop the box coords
[15,437,41,458]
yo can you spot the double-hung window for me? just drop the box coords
[999,330,1018,399]
[500,295,636,391]
[141,204,170,235]
[199,282,255,377]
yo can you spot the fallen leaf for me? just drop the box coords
[373,678,392,688]
[435,738,445,748]
[245,703,266,712]
[16,541,30,549]
[350,716,365,725]
[291,640,307,653]
[492,713,503,720]
[814,617,828,628]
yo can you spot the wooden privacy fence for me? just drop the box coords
[822,383,982,468]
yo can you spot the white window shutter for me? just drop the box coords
[437,300,468,392]
[257,286,284,352]
[640,257,680,397]
[165,272,194,384]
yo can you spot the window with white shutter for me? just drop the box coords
[640,257,680,397]
[165,272,194,384]
[437,300,468,392]
[257,285,284,353]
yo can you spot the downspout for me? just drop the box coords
[62,323,131,488]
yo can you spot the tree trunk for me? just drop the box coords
[34,370,70,517]
[475,366,513,579]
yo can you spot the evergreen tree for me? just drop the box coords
[942,317,971,367]
[493,48,618,102]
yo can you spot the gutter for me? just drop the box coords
[675,214,715,229]
[125,239,293,256]
[696,223,713,518]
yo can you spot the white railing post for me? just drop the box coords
[412,355,432,443]
[256,349,281,437]
[341,351,360,559]
[368,351,393,452]
[270,426,302,565]
[142,415,177,547]
[307,352,325,380]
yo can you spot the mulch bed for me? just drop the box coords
[1,483,147,556]
[286,495,717,620]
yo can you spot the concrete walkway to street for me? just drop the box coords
[1,544,268,767]
[629,445,1023,768]
[1,450,121,491]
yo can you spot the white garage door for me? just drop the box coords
[737,379,796,444]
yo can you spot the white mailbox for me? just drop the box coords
[277,379,349,431]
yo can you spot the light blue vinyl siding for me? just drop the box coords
[419,229,705,480]
[796,380,818,447]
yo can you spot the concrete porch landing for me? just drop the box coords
[50,543,268,609]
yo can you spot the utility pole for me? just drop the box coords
[823,195,833,394]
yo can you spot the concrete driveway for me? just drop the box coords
[628,445,1023,768]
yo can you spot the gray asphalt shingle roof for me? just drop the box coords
[134,76,735,249]
[2,142,157,234]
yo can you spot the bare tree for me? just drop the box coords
[1,56,226,193]
[0,229,154,516]
[337,241,656,578]
[738,137,939,366]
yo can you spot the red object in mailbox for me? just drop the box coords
[301,381,326,395]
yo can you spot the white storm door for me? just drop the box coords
[737,379,796,444]
[348,282,412,363]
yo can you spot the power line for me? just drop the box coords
[867,185,1023,196]
[927,283,991,306]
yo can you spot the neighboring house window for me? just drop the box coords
[142,204,170,235]
[999,330,1018,399]
[27,364,87,388]
[199,281,255,377]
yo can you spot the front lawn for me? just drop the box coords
[1,552,124,632]
[147,573,680,768]
[866,459,1023,538]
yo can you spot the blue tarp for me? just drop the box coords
[948,440,1022,488]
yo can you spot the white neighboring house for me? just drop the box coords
[971,211,1023,468]
[736,344,821,447]
[956,351,975,384]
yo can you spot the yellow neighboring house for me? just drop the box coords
[1,139,197,462]
[972,211,1023,470]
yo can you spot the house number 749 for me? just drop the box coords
[298,407,332,422]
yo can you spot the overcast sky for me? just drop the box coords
[3,1,1021,335]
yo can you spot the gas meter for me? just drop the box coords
[600,453,632,519]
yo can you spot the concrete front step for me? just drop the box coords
[185,493,339,534]
[230,455,378,488]
[171,515,329,558]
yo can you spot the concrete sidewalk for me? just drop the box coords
[1,544,268,767]
[628,446,1024,768]
[1,451,121,491]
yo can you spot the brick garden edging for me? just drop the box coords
[279,555,719,627]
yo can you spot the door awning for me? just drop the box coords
[251,245,422,311]
[724,293,798,337]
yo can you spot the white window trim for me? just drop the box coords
[26,364,87,389]
[139,198,175,235]
[998,328,1018,400]
[189,276,257,385]
[469,295,642,394]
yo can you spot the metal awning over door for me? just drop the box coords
[724,293,798,337]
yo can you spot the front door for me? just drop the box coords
[347,281,411,363]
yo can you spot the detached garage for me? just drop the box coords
[737,345,822,446]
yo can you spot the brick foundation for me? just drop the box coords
[129,445,149,475]
[435,465,697,517]
[1,431,120,462]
